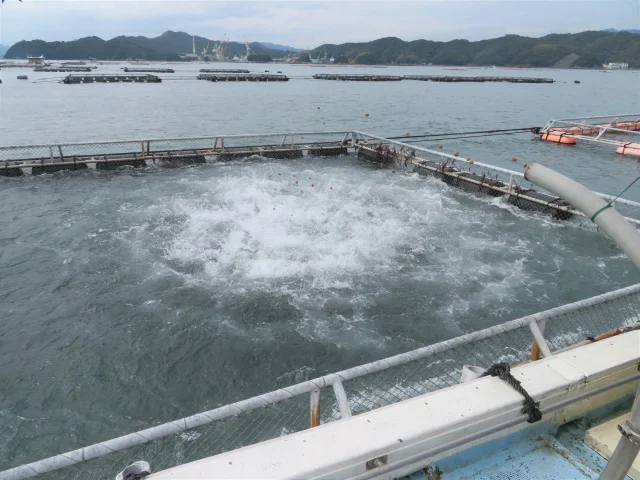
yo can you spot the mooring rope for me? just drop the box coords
[395,130,535,144]
[387,127,539,141]
[591,175,640,222]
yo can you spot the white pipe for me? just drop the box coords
[525,164,640,269]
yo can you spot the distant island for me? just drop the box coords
[310,31,640,68]
[4,30,639,68]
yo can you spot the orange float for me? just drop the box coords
[540,128,576,144]
[616,143,640,156]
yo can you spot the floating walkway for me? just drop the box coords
[312,74,553,83]
[122,68,174,73]
[540,113,640,156]
[199,68,251,73]
[62,74,162,84]
[313,73,403,81]
[35,67,92,72]
[197,73,289,82]
[404,75,554,83]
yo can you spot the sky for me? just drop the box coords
[0,0,639,48]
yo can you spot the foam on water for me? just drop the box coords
[1,156,639,470]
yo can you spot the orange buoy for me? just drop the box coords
[522,162,528,168]
[406,132,411,137]
[365,113,369,117]
[617,143,640,156]
[511,156,518,162]
[438,144,444,150]
[540,131,576,145]
[454,152,459,157]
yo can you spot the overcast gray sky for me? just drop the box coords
[1,0,639,47]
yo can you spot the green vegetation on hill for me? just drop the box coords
[4,31,292,61]
[311,31,640,67]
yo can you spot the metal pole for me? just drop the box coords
[599,383,640,480]
[310,390,321,428]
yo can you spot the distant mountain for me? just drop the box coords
[310,30,640,67]
[0,44,9,57]
[257,42,302,52]
[603,28,640,34]
[4,31,294,61]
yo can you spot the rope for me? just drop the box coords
[591,175,640,222]
[481,362,542,423]
[387,127,538,141]
[397,130,532,144]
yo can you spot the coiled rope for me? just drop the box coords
[481,362,542,424]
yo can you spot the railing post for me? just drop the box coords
[599,383,640,480]
[529,320,551,359]
[57,145,64,162]
[310,390,321,428]
[332,379,352,419]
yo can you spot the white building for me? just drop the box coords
[602,62,629,69]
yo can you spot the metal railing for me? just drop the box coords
[2,283,640,480]
[0,131,355,166]
[353,131,640,225]
[541,113,640,149]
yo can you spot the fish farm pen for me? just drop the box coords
[121,68,175,73]
[313,73,403,81]
[34,67,93,72]
[62,74,162,84]
[199,68,251,73]
[403,75,554,83]
[196,73,289,82]
[1,130,639,227]
[314,74,554,83]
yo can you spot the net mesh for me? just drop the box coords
[8,287,639,480]
[354,133,640,226]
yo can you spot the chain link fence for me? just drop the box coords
[4,284,639,480]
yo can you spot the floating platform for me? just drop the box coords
[313,74,402,81]
[35,67,93,72]
[122,68,175,73]
[0,135,351,177]
[540,113,640,155]
[404,75,554,83]
[1,131,638,228]
[199,69,251,73]
[197,73,289,82]
[62,74,162,84]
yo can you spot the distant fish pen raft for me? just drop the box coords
[62,74,162,84]
[1,130,639,226]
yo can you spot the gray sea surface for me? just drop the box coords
[1,62,639,469]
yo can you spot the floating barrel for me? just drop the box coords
[617,143,640,156]
[17,75,28,80]
[540,129,576,144]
